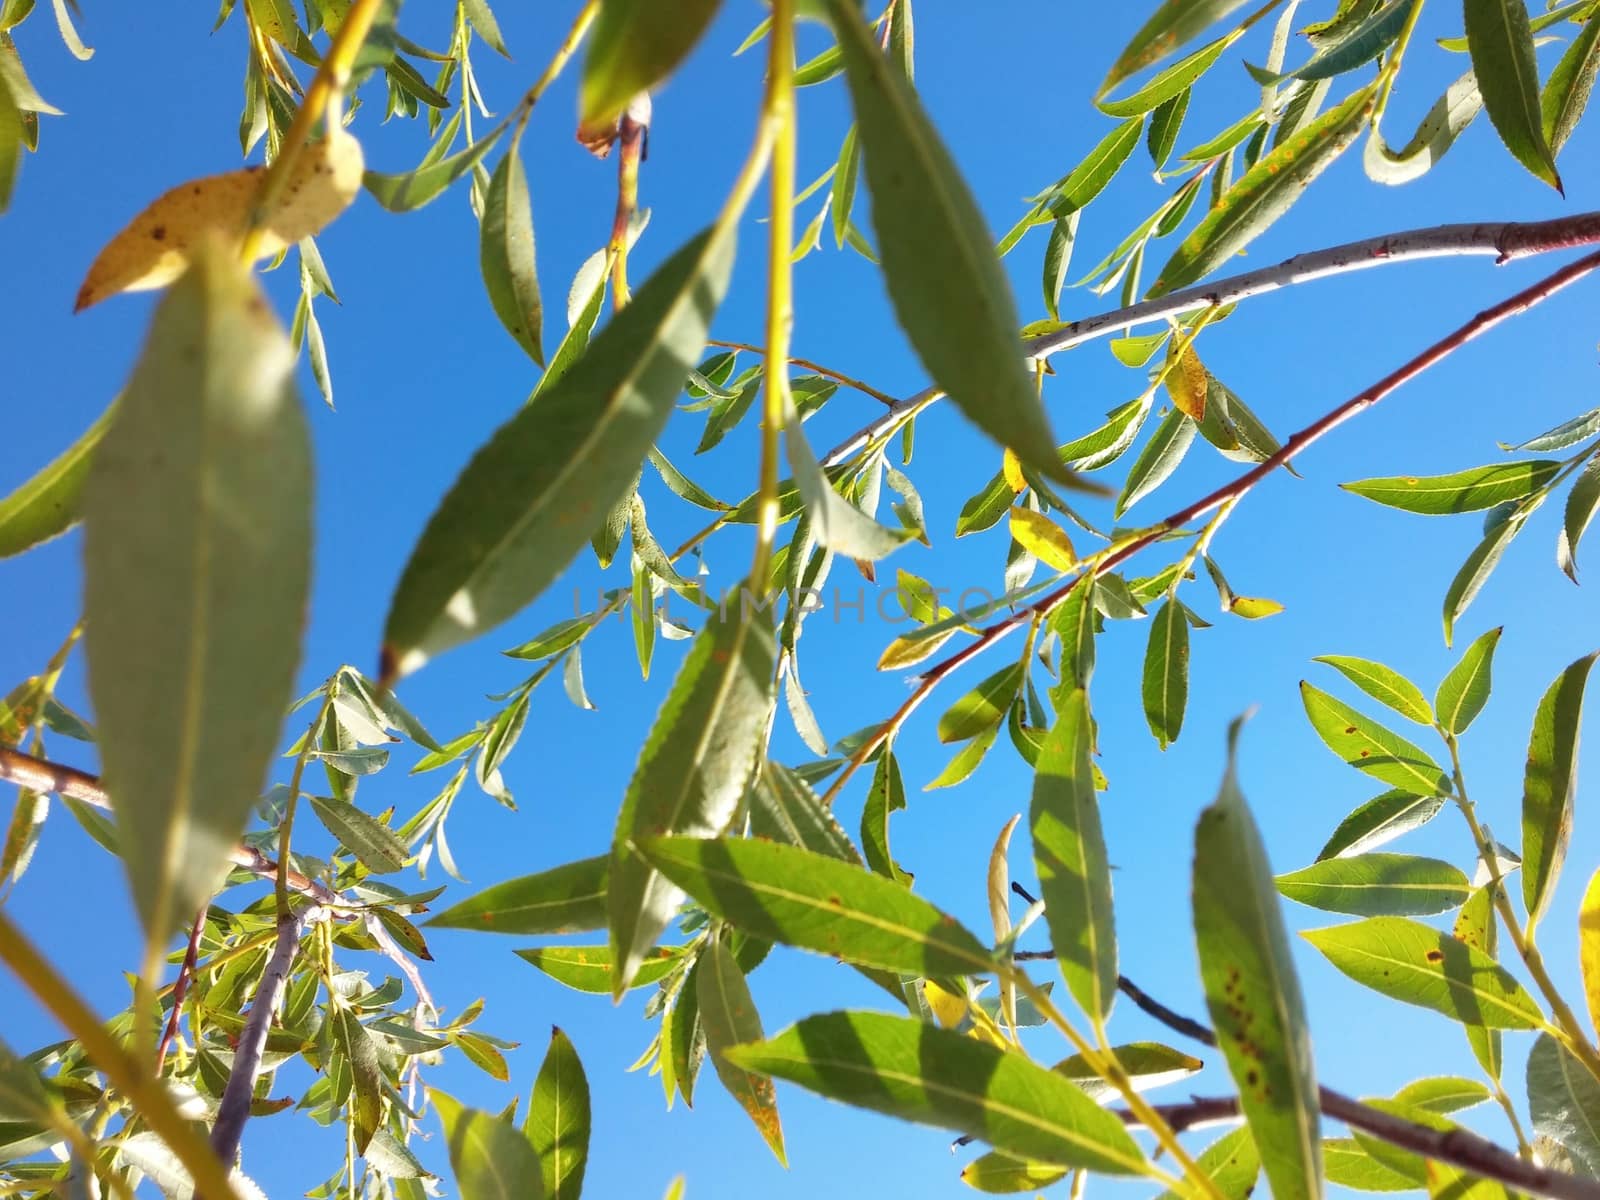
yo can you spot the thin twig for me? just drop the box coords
[708,338,901,407]
[819,211,1600,469]
[819,249,1600,807]
[155,912,206,1072]
[211,905,321,1165]
[1111,975,1600,1200]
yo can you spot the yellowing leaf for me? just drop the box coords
[1165,342,1207,420]
[1009,508,1077,572]
[1230,595,1284,619]
[922,978,969,1029]
[1001,448,1027,494]
[76,128,364,310]
[1580,867,1600,1040]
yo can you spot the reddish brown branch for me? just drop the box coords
[155,912,205,1073]
[821,249,1600,806]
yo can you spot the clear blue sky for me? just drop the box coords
[3,3,1599,1197]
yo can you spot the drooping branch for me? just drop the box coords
[819,211,1600,469]
[820,248,1600,807]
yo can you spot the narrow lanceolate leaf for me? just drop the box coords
[609,600,775,996]
[1560,456,1600,580]
[1193,719,1322,1200]
[1365,69,1483,185]
[335,1007,384,1153]
[433,1090,545,1200]
[1312,656,1433,726]
[1443,512,1527,646]
[1582,868,1600,1040]
[1317,791,1445,861]
[1149,84,1375,296]
[1453,886,1502,1080]
[1435,626,1502,736]
[83,246,310,950]
[640,836,993,978]
[938,662,1024,744]
[308,795,409,874]
[1032,689,1116,1021]
[1521,652,1597,930]
[382,224,735,681]
[1142,599,1189,749]
[1527,1033,1600,1176]
[1542,12,1600,155]
[579,0,722,129]
[526,1028,590,1200]
[824,0,1073,486]
[725,1011,1147,1175]
[1341,461,1558,515]
[1304,917,1544,1029]
[1099,0,1257,98]
[787,419,911,561]
[480,143,544,365]
[428,856,607,934]
[751,761,861,864]
[1276,854,1471,916]
[699,941,785,1164]
[1155,1127,1260,1200]
[1465,0,1562,189]
[1300,682,1452,797]
[0,398,115,558]
[516,944,684,995]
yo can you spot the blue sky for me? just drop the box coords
[3,2,1600,1197]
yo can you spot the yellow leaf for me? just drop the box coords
[76,127,364,311]
[1002,448,1027,494]
[1581,867,1600,1039]
[1165,341,1207,421]
[923,978,969,1029]
[1009,508,1077,573]
[1229,596,1285,620]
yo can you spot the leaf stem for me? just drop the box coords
[707,338,900,407]
[1443,732,1600,1084]
[510,0,598,141]
[0,912,244,1200]
[1372,0,1428,127]
[750,0,797,590]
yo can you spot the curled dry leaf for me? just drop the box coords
[76,126,364,311]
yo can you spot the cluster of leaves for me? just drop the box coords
[1,0,1599,1198]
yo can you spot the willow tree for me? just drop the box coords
[3,1,1600,1198]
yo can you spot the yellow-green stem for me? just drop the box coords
[751,0,797,590]
[0,913,243,1200]
[512,0,598,140]
[1373,0,1427,127]
[1444,734,1600,1084]
[240,0,385,262]
[277,689,336,915]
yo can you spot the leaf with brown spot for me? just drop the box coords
[1300,682,1451,797]
[698,940,785,1164]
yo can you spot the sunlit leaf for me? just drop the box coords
[433,1089,544,1200]
[1443,511,1528,646]
[480,143,544,364]
[0,396,114,558]
[1527,1033,1600,1176]
[1583,868,1600,1041]
[83,246,310,950]
[1465,0,1562,189]
[1300,682,1451,796]
[1099,0,1258,98]
[1435,626,1501,736]
[1276,853,1471,916]
[1142,599,1189,749]
[526,1027,589,1200]
[1312,655,1432,726]
[1559,457,1600,581]
[580,0,722,128]
[1522,652,1597,930]
[515,944,684,995]
[1317,790,1445,861]
[334,1006,384,1153]
[938,662,1024,744]
[1341,461,1557,515]
[308,795,409,874]
[1155,1127,1260,1200]
[1542,11,1600,155]
[751,761,860,864]
[699,940,786,1163]
[428,856,607,934]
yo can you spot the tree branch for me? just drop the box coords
[819,210,1600,470]
[820,248,1600,807]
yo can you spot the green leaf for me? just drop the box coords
[1393,1075,1490,1114]
[515,944,683,994]
[1148,89,1191,168]
[1541,11,1600,155]
[1142,599,1189,749]
[1465,0,1563,189]
[1435,626,1502,735]
[699,940,786,1164]
[0,396,114,558]
[1453,886,1503,1080]
[526,1027,589,1200]
[433,1089,544,1200]
[1100,31,1239,117]
[334,1006,384,1153]
[1559,456,1600,581]
[1149,84,1375,297]
[926,723,1000,790]
[1522,652,1597,930]
[83,247,310,951]
[1116,407,1196,516]
[364,131,502,212]
[724,1011,1147,1175]
[1527,1032,1600,1176]
[862,748,912,885]
[1323,1136,1419,1191]
[382,224,734,680]
[1033,689,1117,1021]
[1000,119,1143,254]
[1341,461,1558,514]
[1443,510,1528,646]
[427,856,607,934]
[1303,916,1544,1029]
[1316,790,1445,860]
[1098,0,1257,97]
[1363,68,1483,185]
[480,143,544,365]
[1193,719,1321,1200]
[579,0,722,128]
[1312,655,1433,725]
[937,662,1024,743]
[639,836,993,978]
[824,0,1071,485]
[1299,682,1452,796]
[960,1152,1067,1193]
[608,599,776,996]
[1155,1127,1260,1200]
[751,761,861,864]
[308,795,410,874]
[1276,853,1471,916]
[787,420,911,561]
